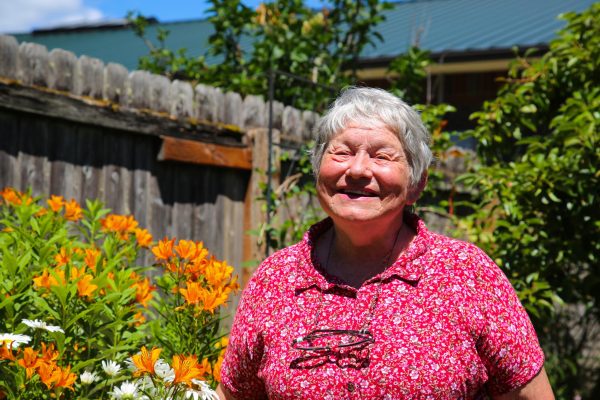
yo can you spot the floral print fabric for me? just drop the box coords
[221,215,544,399]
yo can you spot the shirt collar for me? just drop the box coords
[294,213,430,292]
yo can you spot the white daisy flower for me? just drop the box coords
[135,375,154,392]
[154,358,175,382]
[187,380,219,400]
[80,371,99,384]
[22,319,65,333]
[0,333,31,348]
[101,360,122,377]
[110,381,139,399]
[124,356,136,372]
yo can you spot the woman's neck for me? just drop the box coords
[321,216,416,288]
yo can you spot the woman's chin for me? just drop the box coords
[329,207,403,226]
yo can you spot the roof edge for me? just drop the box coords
[357,45,549,68]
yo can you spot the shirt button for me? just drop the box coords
[347,382,356,392]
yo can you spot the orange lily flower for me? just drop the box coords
[213,354,224,382]
[63,199,83,221]
[185,258,208,280]
[133,311,147,326]
[54,247,70,267]
[37,361,60,389]
[131,346,161,376]
[101,214,138,239]
[35,207,48,217]
[33,269,58,289]
[0,343,15,361]
[200,357,212,378]
[0,187,19,205]
[188,242,209,266]
[17,347,40,379]
[47,195,65,212]
[152,237,175,261]
[179,281,204,306]
[216,337,229,350]
[53,365,77,390]
[171,354,205,386]
[77,274,97,298]
[40,342,59,363]
[52,267,66,286]
[122,215,139,233]
[204,258,234,288]
[174,240,197,260]
[134,228,153,247]
[84,248,100,271]
[1,187,32,205]
[200,287,229,314]
[226,275,241,293]
[70,266,86,280]
[131,277,156,307]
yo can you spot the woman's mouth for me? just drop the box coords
[340,189,377,199]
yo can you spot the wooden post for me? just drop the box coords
[103,62,128,103]
[242,94,266,130]
[148,74,171,113]
[224,91,243,127]
[0,35,18,80]
[169,79,194,119]
[127,70,152,109]
[74,55,104,98]
[243,127,280,288]
[283,105,302,140]
[195,84,221,122]
[301,110,319,141]
[17,42,49,87]
[48,49,76,92]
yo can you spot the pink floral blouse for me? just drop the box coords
[221,215,545,399]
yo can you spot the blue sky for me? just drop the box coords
[0,0,325,34]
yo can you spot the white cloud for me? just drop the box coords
[0,0,105,34]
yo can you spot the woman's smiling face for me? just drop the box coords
[316,121,421,227]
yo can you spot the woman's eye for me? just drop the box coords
[331,149,352,157]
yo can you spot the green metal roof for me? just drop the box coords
[11,0,595,70]
[13,19,215,70]
[361,0,595,60]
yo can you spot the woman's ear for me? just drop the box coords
[407,172,428,205]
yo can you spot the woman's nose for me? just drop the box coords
[346,152,373,179]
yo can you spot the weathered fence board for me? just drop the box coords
[0,108,248,273]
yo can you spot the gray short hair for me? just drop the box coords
[311,87,432,188]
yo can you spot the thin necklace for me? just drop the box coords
[326,226,402,330]
[325,226,402,288]
[308,225,403,338]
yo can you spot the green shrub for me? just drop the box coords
[0,187,237,399]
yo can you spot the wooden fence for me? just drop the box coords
[0,34,321,316]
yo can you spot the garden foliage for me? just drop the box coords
[0,188,238,399]
[458,4,600,396]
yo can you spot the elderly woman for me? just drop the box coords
[217,87,554,399]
